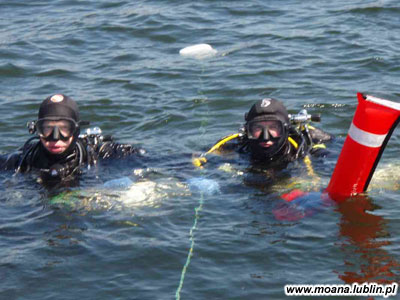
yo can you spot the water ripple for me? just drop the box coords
[0,63,27,77]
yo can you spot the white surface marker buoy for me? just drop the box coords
[179,43,217,60]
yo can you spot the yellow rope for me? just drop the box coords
[175,192,204,299]
[289,133,321,189]
[303,155,316,177]
[303,155,321,190]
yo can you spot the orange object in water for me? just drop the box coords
[281,189,308,202]
[327,93,400,202]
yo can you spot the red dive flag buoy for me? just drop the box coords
[327,93,400,202]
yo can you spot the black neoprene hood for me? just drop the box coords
[245,98,289,124]
[38,94,80,122]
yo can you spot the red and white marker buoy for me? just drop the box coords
[327,93,400,202]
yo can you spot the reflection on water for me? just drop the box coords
[336,195,400,284]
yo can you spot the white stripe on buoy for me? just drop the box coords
[179,44,217,59]
[365,94,400,111]
[348,122,387,148]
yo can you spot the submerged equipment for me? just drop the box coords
[327,93,400,202]
[187,177,220,196]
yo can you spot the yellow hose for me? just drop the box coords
[192,133,240,167]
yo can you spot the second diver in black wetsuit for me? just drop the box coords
[0,94,144,185]
[193,98,332,170]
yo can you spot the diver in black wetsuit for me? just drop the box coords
[240,98,331,165]
[193,98,332,169]
[0,94,143,184]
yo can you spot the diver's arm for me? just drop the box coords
[307,127,333,158]
[97,141,144,160]
[309,145,329,158]
[309,127,333,143]
[0,152,22,171]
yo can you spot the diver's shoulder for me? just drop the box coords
[308,126,333,157]
[308,126,333,143]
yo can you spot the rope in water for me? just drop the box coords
[175,192,204,300]
[175,64,208,300]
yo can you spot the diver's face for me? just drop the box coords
[41,136,73,154]
[247,120,282,148]
[258,140,274,148]
[39,120,74,154]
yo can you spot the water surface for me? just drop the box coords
[1,1,400,299]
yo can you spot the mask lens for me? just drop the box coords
[37,119,76,140]
[248,120,283,139]
[58,121,74,137]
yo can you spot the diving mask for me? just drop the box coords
[36,118,78,141]
[246,119,284,141]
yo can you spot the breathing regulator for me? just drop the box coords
[289,109,321,125]
[79,127,113,148]
[288,109,322,158]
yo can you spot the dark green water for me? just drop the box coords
[1,1,399,299]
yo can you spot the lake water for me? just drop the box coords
[1,1,399,299]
